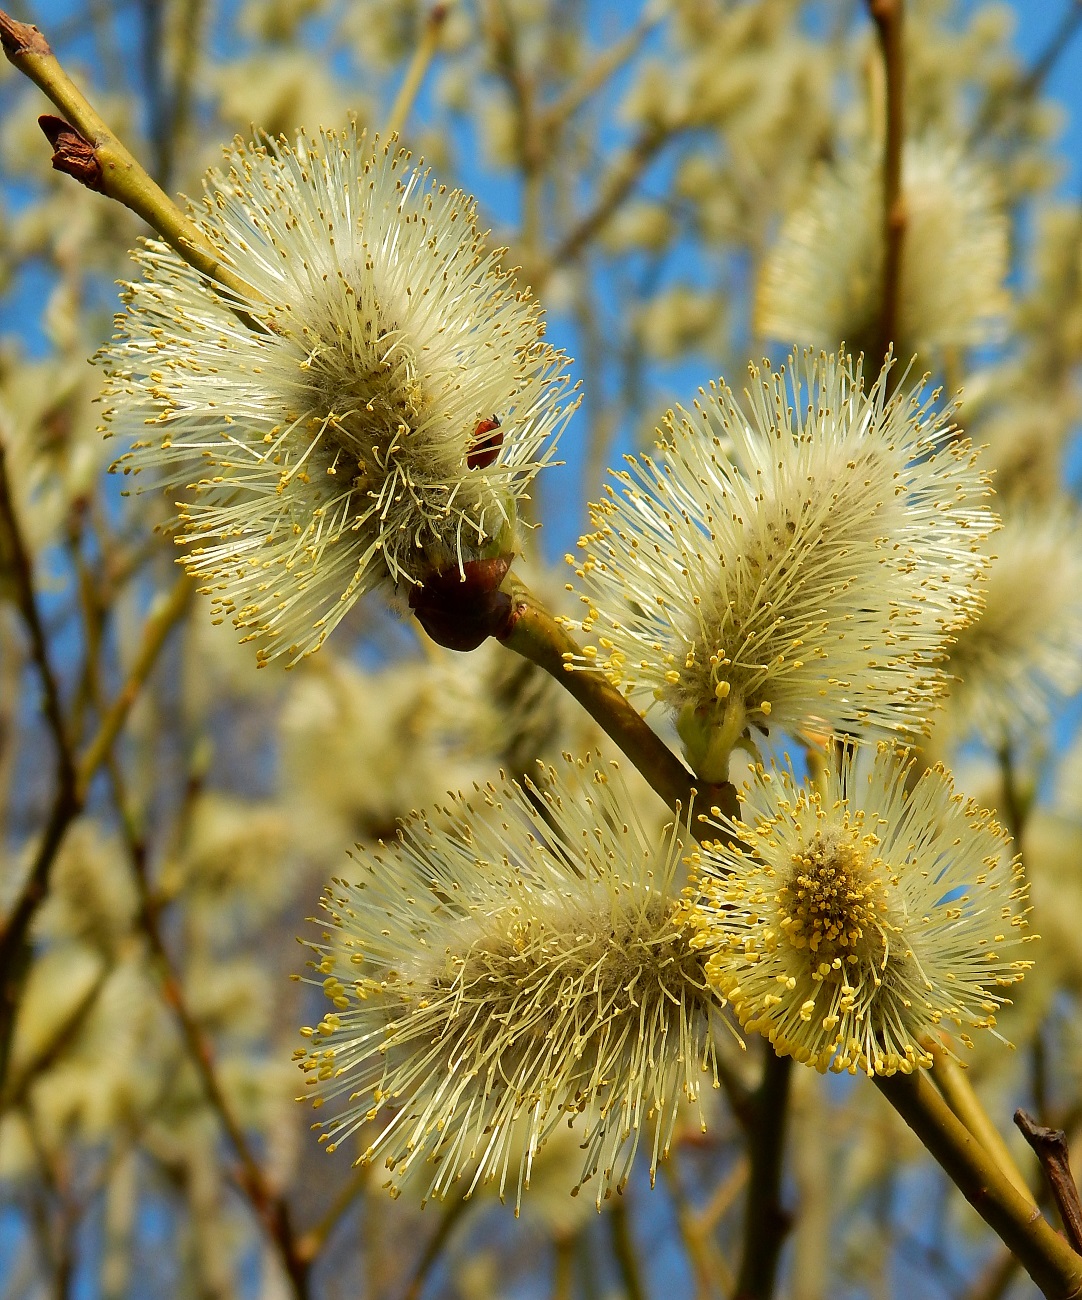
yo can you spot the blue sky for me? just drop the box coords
[1007,0,1082,193]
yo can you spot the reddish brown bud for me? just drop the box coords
[0,12,51,58]
[466,416,503,470]
[409,555,514,651]
[38,115,103,192]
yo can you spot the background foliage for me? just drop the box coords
[2,1,1082,1296]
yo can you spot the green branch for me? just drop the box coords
[0,10,262,312]
[877,1069,1082,1299]
[498,576,737,824]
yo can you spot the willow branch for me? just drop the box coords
[0,440,79,1082]
[876,1069,1082,1298]
[0,10,262,311]
[867,0,906,368]
[294,1167,368,1264]
[733,1052,794,1300]
[926,1039,1034,1205]
[76,575,192,801]
[0,574,191,1086]
[498,577,737,823]
[538,13,658,133]
[400,1196,470,1300]
[544,122,671,277]
[0,444,73,786]
[662,1150,737,1299]
[385,3,448,139]
[1015,1111,1082,1255]
[609,1199,647,1300]
[130,849,310,1297]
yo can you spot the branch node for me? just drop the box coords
[1015,1109,1082,1255]
[0,11,51,58]
[38,114,103,191]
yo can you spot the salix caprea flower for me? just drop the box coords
[937,509,1082,744]
[295,755,721,1209]
[567,350,994,781]
[102,126,574,663]
[686,743,1033,1076]
[755,140,1008,364]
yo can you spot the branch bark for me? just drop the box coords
[877,1069,1082,1298]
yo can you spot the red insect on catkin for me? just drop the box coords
[467,416,503,469]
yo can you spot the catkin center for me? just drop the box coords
[776,832,889,970]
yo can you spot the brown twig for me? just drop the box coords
[997,744,1030,848]
[0,574,192,1087]
[131,851,310,1296]
[486,0,545,270]
[0,442,75,790]
[0,440,79,1083]
[876,1069,1082,1298]
[1015,1111,1082,1255]
[545,122,671,277]
[867,0,906,369]
[733,1052,794,1300]
[400,1195,470,1300]
[609,1197,647,1300]
[76,575,192,799]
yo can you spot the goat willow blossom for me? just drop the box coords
[295,755,720,1210]
[567,351,994,780]
[686,744,1033,1076]
[937,510,1082,745]
[101,127,574,663]
[755,140,1009,364]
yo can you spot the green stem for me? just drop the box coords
[876,1069,1082,1299]
[926,1039,1034,1206]
[498,577,737,824]
[0,11,262,309]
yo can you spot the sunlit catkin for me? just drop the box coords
[295,755,721,1209]
[101,127,574,663]
[687,743,1033,1076]
[566,350,994,780]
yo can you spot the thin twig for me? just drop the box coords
[385,4,449,139]
[0,9,264,314]
[0,442,74,788]
[733,1052,794,1300]
[661,1151,733,1299]
[545,122,671,276]
[876,1069,1082,1298]
[294,1166,368,1264]
[400,1195,471,1300]
[609,1198,647,1300]
[538,13,658,134]
[0,574,192,1086]
[926,1038,1034,1206]
[1015,1111,1082,1255]
[971,0,1082,139]
[76,575,192,800]
[0,440,79,1083]
[867,0,906,369]
[997,744,1030,849]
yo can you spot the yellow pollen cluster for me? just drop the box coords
[778,834,890,967]
[686,744,1033,1077]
